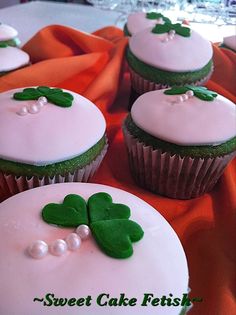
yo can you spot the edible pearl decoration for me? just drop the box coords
[169,30,176,36]
[16,96,48,116]
[182,94,188,101]
[162,37,169,43]
[50,239,68,256]
[28,240,48,259]
[76,225,91,240]
[162,30,176,43]
[178,95,185,102]
[176,92,195,103]
[186,90,194,97]
[65,233,81,251]
[28,104,39,114]
[37,96,48,108]
[17,106,28,116]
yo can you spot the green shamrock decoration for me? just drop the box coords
[164,86,218,101]
[91,219,144,259]
[88,192,131,222]
[42,192,144,259]
[0,42,8,48]
[13,86,74,107]
[146,12,171,24]
[42,194,88,227]
[152,22,191,37]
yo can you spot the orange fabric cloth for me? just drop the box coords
[0,25,235,315]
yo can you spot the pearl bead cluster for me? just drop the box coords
[177,90,194,103]
[28,224,90,259]
[17,96,48,116]
[162,30,176,43]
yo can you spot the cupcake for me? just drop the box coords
[124,11,171,36]
[0,87,108,199]
[0,182,189,315]
[126,22,213,96]
[123,86,236,199]
[0,44,30,76]
[220,35,236,52]
[0,22,20,47]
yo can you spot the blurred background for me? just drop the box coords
[0,1,235,28]
[0,1,87,9]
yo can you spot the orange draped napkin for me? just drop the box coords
[0,25,235,315]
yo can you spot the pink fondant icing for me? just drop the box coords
[0,23,18,41]
[0,88,106,165]
[0,182,189,315]
[127,12,159,35]
[223,35,236,51]
[0,47,29,72]
[131,89,236,145]
[129,27,213,72]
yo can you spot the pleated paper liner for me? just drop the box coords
[0,140,108,201]
[128,66,214,95]
[123,125,236,199]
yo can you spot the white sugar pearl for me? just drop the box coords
[37,100,45,108]
[38,96,48,104]
[168,34,174,40]
[162,37,169,43]
[37,96,48,108]
[169,30,176,36]
[186,90,194,97]
[28,104,40,114]
[50,239,67,256]
[17,106,28,116]
[178,95,185,102]
[182,94,188,101]
[66,233,81,251]
[76,225,90,240]
[28,240,48,259]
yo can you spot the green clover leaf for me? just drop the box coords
[146,12,171,24]
[164,85,218,101]
[172,23,191,37]
[88,192,131,222]
[152,23,172,34]
[188,86,218,101]
[0,42,8,48]
[164,87,189,95]
[152,21,191,37]
[42,194,89,227]
[41,192,144,259]
[91,219,144,259]
[13,86,74,107]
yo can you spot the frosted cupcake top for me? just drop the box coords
[0,87,106,165]
[127,12,171,35]
[131,87,236,146]
[0,23,18,41]
[0,182,189,315]
[223,35,236,51]
[0,45,29,72]
[129,25,213,72]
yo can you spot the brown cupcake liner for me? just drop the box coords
[129,66,214,95]
[0,140,108,200]
[123,125,236,199]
